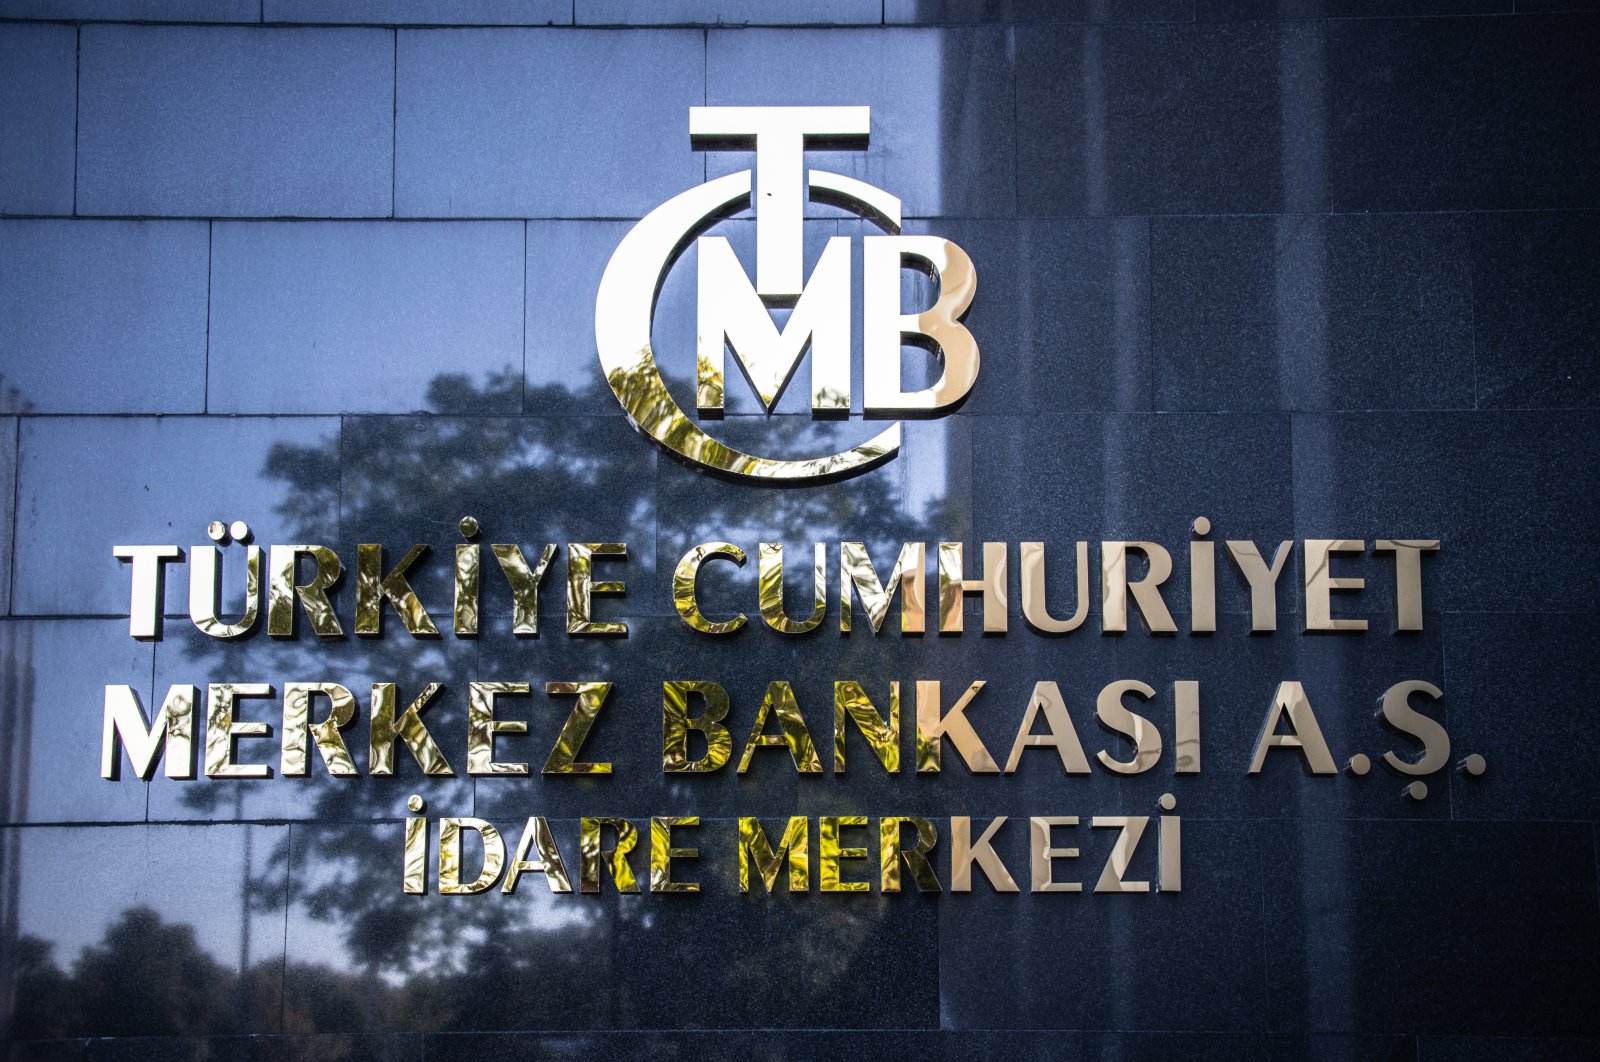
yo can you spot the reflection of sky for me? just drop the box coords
[15,825,277,969]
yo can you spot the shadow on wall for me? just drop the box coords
[1,370,956,1042]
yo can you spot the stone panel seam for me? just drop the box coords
[390,28,397,219]
[1144,215,1155,412]
[1467,219,1480,411]
[7,417,18,618]
[280,820,291,1034]
[70,23,78,217]
[521,220,528,414]
[204,220,212,413]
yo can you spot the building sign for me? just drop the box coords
[597,106,978,481]
[98,108,1476,902]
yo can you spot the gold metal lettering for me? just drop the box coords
[662,680,732,773]
[504,816,574,893]
[758,543,826,635]
[1190,517,1215,634]
[1225,539,1294,632]
[862,236,980,412]
[491,543,558,635]
[1174,680,1201,774]
[454,543,480,636]
[840,541,925,634]
[357,543,438,636]
[820,816,870,892]
[915,680,997,774]
[1374,539,1439,632]
[1029,816,1081,893]
[833,680,900,773]
[101,683,195,780]
[188,544,261,639]
[738,816,810,893]
[543,681,612,775]
[439,817,505,895]
[1091,816,1151,893]
[467,681,530,775]
[673,542,748,634]
[938,541,1008,634]
[1379,679,1449,775]
[204,683,273,779]
[595,170,900,482]
[1095,679,1161,774]
[114,544,182,639]
[649,816,700,893]
[1159,795,1182,893]
[369,682,453,776]
[879,817,941,892]
[403,797,427,894]
[697,234,852,412]
[267,545,344,637]
[1304,539,1368,632]
[950,816,1018,893]
[1020,540,1089,634]
[737,681,822,773]
[1004,680,1090,774]
[1248,680,1337,774]
[1102,541,1178,634]
[579,818,641,894]
[280,682,357,776]
[567,543,628,636]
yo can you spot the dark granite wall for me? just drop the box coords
[1,1,1597,1059]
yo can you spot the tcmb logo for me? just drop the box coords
[595,106,979,483]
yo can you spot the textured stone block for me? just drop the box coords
[77,26,393,217]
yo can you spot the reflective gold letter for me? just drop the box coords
[543,681,612,775]
[1304,539,1367,632]
[102,684,195,780]
[468,682,530,775]
[662,680,732,773]
[737,681,822,774]
[916,680,998,774]
[673,542,747,635]
[738,816,811,893]
[834,680,900,773]
[1248,681,1337,774]
[567,543,628,636]
[840,541,925,634]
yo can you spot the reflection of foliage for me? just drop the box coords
[164,370,954,1033]
[12,908,253,1041]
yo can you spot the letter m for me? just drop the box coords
[696,236,851,413]
[738,816,811,893]
[101,684,197,780]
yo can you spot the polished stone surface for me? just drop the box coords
[208,222,524,414]
[0,619,153,824]
[0,221,210,414]
[12,416,341,617]
[1017,20,1324,216]
[0,23,75,216]
[0,0,258,17]
[77,25,394,217]
[1325,14,1600,211]
[1152,214,1473,412]
[0,418,13,615]
[706,27,1017,218]
[395,29,705,218]
[267,0,571,23]
[582,0,881,23]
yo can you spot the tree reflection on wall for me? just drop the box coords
[6,370,958,1041]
